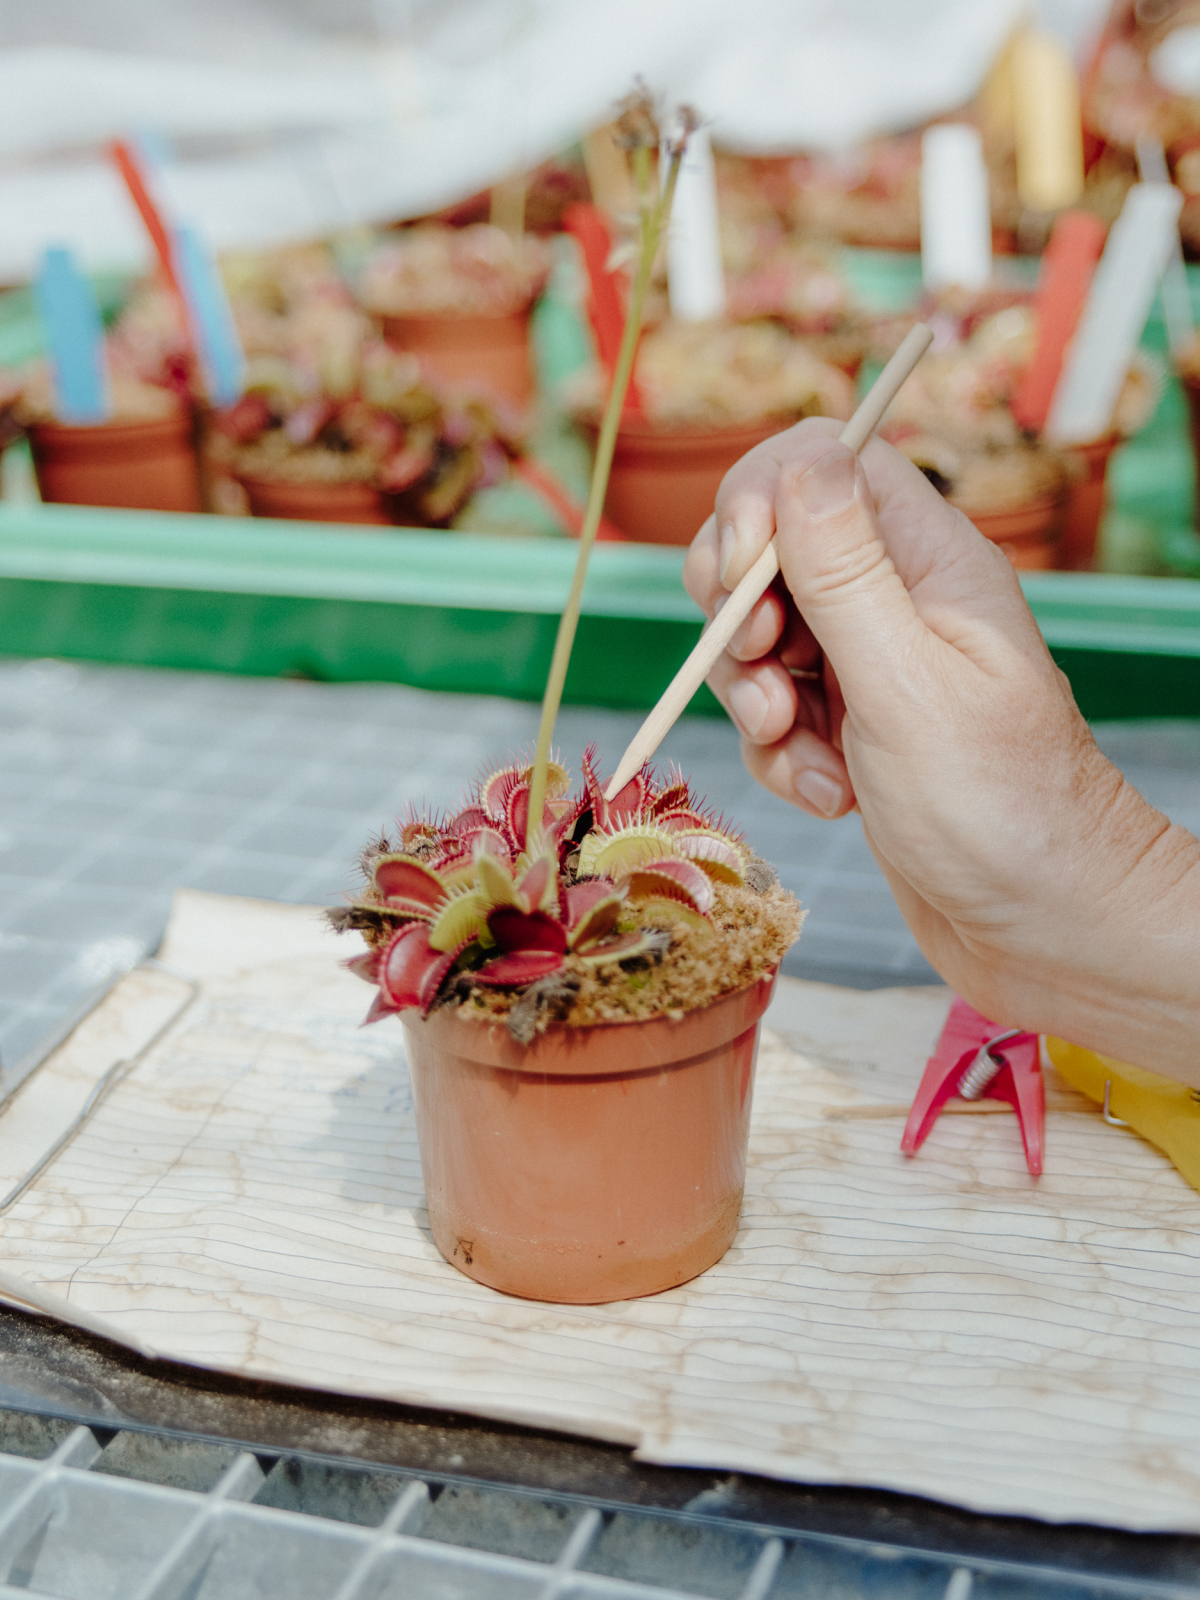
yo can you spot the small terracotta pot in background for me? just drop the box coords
[30,413,202,513]
[403,973,776,1304]
[381,311,533,408]
[584,416,787,546]
[956,496,1065,570]
[1058,436,1120,572]
[238,475,392,526]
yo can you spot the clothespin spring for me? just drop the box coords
[957,1029,1025,1100]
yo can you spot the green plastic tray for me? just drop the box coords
[0,504,713,710]
[0,502,1195,719]
[0,246,1196,719]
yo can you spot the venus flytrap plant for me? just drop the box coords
[523,92,699,849]
[331,748,767,1041]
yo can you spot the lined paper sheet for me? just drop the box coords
[1,889,1199,1531]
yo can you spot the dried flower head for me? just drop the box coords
[522,84,697,842]
[332,751,795,1040]
[663,104,702,160]
[614,83,660,151]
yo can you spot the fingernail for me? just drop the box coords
[728,678,769,738]
[718,523,739,586]
[798,450,857,519]
[727,615,752,655]
[795,768,843,817]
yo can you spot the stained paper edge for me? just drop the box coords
[0,1267,161,1361]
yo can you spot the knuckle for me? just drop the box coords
[802,533,893,600]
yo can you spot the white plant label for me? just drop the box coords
[920,124,992,293]
[667,124,726,322]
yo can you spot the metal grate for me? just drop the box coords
[0,1407,1191,1600]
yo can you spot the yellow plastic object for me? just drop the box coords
[1011,29,1085,212]
[1046,1037,1200,1192]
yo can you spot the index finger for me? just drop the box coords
[714,416,843,590]
[682,513,792,663]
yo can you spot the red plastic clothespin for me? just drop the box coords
[901,997,1044,1175]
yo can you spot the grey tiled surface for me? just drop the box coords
[0,656,1198,1081]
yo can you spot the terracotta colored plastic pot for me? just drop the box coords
[30,413,201,513]
[402,972,777,1304]
[1058,436,1120,572]
[956,496,1064,570]
[586,417,788,546]
[381,310,533,406]
[238,475,392,526]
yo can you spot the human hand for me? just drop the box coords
[683,418,1200,1082]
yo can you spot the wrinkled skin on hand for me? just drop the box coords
[683,417,1200,1086]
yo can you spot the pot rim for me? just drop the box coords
[378,308,533,329]
[237,471,382,497]
[1063,434,1122,467]
[29,412,191,446]
[400,969,778,1078]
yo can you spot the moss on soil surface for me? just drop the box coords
[455,880,802,1032]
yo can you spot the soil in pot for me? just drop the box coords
[403,972,776,1303]
[30,411,202,513]
[585,415,787,546]
[238,474,392,525]
[380,311,533,409]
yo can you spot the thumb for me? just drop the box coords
[773,436,922,702]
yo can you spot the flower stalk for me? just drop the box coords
[525,97,697,849]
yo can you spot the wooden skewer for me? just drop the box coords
[603,323,934,801]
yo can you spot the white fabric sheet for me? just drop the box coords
[0,0,1084,278]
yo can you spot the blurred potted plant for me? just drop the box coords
[215,342,515,528]
[724,236,870,377]
[332,91,802,1304]
[571,317,855,546]
[211,250,517,525]
[358,223,550,410]
[16,278,203,513]
[877,289,1159,570]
